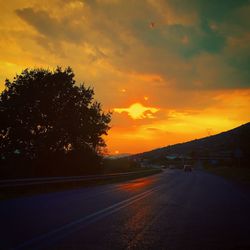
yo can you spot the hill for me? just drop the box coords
[132,122,250,167]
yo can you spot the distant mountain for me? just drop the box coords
[107,153,131,159]
[133,122,250,164]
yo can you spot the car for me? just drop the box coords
[183,164,192,172]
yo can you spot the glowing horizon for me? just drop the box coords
[0,0,249,154]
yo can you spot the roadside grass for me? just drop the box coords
[204,165,250,186]
[0,168,162,200]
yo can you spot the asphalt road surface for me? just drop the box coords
[1,169,250,250]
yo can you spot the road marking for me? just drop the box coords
[14,185,164,249]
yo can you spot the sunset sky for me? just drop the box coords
[0,0,249,154]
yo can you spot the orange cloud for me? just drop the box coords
[114,103,159,119]
[181,35,189,45]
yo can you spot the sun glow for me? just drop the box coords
[114,103,159,119]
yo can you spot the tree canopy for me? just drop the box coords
[0,67,111,176]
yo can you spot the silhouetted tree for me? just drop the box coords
[0,67,111,176]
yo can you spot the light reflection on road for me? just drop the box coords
[117,175,159,191]
[122,204,152,248]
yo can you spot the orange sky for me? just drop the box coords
[0,0,249,154]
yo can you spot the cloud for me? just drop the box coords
[12,1,250,91]
[15,7,85,43]
[146,127,161,132]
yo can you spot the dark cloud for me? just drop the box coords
[146,127,161,131]
[130,0,248,58]
[15,7,84,43]
[14,1,250,90]
[133,23,225,58]
[198,0,249,22]
[166,0,249,23]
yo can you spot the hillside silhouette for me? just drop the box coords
[134,122,250,167]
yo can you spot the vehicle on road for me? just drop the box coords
[183,165,192,172]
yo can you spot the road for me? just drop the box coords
[1,169,250,250]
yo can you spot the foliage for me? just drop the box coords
[0,67,111,176]
[103,157,141,173]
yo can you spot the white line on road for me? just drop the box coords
[14,185,164,250]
